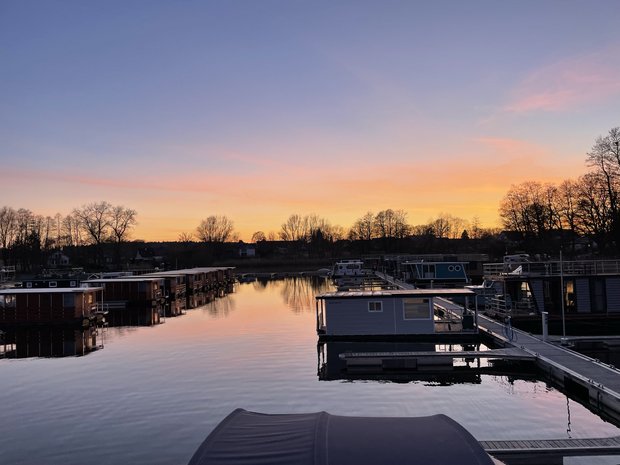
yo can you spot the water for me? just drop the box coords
[1,277,619,465]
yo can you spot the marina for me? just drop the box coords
[3,275,620,464]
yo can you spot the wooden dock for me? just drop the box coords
[480,436,620,464]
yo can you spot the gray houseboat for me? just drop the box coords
[481,258,620,329]
[316,288,478,339]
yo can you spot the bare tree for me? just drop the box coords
[499,181,556,238]
[279,214,308,242]
[349,211,375,241]
[178,232,195,242]
[196,215,236,242]
[110,205,138,243]
[0,206,16,250]
[251,231,267,242]
[585,127,620,244]
[73,201,112,246]
[575,172,615,248]
[61,212,84,247]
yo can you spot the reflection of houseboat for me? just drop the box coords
[316,288,478,339]
[318,340,485,384]
[482,258,620,331]
[401,261,469,288]
[0,326,101,358]
[0,287,102,325]
[331,260,369,278]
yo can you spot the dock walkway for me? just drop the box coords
[373,271,620,461]
[479,436,620,464]
[374,271,620,422]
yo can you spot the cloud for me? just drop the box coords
[502,44,620,113]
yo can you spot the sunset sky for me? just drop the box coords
[2,1,620,241]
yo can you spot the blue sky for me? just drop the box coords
[2,1,619,240]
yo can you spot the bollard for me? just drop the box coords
[542,311,549,342]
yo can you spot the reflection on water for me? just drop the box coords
[1,277,619,465]
[105,307,162,327]
[281,276,332,313]
[239,276,332,313]
[0,326,101,358]
[317,341,538,385]
[202,292,236,318]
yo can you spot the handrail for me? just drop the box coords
[484,259,620,277]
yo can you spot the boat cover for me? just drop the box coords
[188,408,494,465]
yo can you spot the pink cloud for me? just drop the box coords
[503,44,620,113]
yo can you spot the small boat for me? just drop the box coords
[187,408,498,465]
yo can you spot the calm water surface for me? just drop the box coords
[1,277,619,465]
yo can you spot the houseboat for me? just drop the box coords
[331,260,370,278]
[82,277,166,318]
[143,267,235,310]
[0,287,103,326]
[315,288,478,340]
[481,257,620,332]
[401,261,469,288]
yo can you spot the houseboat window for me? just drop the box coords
[368,301,383,312]
[70,281,77,287]
[403,298,430,319]
[63,293,74,308]
[591,279,606,314]
[49,281,57,288]
[26,282,32,288]
[0,294,16,308]
[565,280,576,313]
[87,294,94,304]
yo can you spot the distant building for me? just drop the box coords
[47,251,70,268]
[238,241,256,258]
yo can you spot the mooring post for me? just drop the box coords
[542,311,549,342]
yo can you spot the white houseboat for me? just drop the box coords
[331,260,369,278]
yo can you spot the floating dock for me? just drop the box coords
[374,271,620,461]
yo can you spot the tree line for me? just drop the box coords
[499,127,620,253]
[0,201,137,269]
[186,210,497,246]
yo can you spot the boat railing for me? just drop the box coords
[0,265,16,282]
[485,294,535,319]
[484,259,620,278]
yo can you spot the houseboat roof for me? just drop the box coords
[144,267,234,276]
[402,260,467,265]
[187,409,494,465]
[317,289,476,300]
[82,277,164,283]
[0,287,103,294]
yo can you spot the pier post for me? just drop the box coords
[542,311,549,342]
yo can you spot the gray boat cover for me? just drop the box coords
[188,409,494,465]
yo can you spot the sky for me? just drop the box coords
[2,1,620,242]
